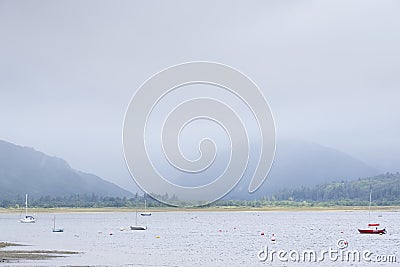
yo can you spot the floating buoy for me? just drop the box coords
[109,233,113,236]
[155,235,161,238]
[271,234,276,242]
[260,232,265,236]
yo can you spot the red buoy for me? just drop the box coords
[271,234,276,242]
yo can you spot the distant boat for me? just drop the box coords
[358,189,386,234]
[130,209,147,230]
[19,194,36,223]
[358,224,386,234]
[140,200,151,216]
[52,215,64,233]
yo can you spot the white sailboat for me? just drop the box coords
[140,200,152,216]
[19,194,35,223]
[130,209,147,230]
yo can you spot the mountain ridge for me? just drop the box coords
[0,139,382,202]
[0,139,133,201]
[226,139,380,199]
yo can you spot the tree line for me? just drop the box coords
[1,173,399,208]
[0,193,166,209]
[269,172,400,206]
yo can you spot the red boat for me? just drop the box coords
[358,190,387,234]
[358,223,386,234]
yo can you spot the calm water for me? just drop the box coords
[0,210,399,266]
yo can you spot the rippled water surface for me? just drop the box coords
[1,210,399,266]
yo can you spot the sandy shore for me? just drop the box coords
[0,242,79,264]
[1,206,399,213]
[0,242,23,249]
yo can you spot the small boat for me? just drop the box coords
[52,215,64,233]
[20,215,35,223]
[140,200,152,216]
[130,225,147,230]
[19,194,36,223]
[358,189,386,234]
[130,209,147,230]
[358,224,386,234]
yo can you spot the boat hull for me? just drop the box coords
[140,213,152,216]
[20,216,36,223]
[19,220,35,223]
[130,226,147,230]
[358,228,386,234]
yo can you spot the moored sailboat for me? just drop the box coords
[140,200,151,216]
[358,224,386,234]
[130,209,147,230]
[358,189,386,234]
[19,194,36,223]
[52,215,64,233]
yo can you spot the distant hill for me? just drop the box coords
[273,172,400,204]
[0,140,133,201]
[0,138,382,204]
[227,139,380,199]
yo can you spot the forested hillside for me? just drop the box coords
[271,172,400,205]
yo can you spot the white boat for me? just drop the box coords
[19,194,36,223]
[52,215,64,233]
[140,200,152,216]
[130,209,147,230]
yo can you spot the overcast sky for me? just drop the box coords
[1,1,399,192]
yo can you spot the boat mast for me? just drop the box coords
[144,200,147,213]
[368,188,372,223]
[25,194,28,217]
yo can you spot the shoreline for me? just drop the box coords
[1,206,399,213]
[0,242,79,263]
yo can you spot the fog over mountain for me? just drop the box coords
[0,1,399,195]
[227,139,380,199]
[0,138,380,201]
[0,140,132,201]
